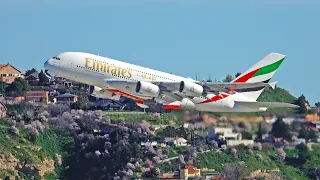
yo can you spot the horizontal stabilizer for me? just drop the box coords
[269,81,277,90]
[235,101,299,108]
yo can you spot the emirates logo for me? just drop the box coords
[190,86,195,92]
[147,86,152,92]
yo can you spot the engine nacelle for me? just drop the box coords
[136,81,160,97]
[154,94,176,104]
[179,98,196,109]
[88,86,120,100]
[179,81,203,97]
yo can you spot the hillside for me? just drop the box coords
[258,86,298,116]
[0,119,74,180]
[258,86,297,103]
[157,144,320,180]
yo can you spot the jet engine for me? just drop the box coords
[179,81,203,97]
[88,86,120,100]
[135,81,160,97]
[179,98,196,109]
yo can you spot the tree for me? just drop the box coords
[315,102,320,107]
[0,81,6,94]
[271,117,292,140]
[207,75,213,82]
[256,121,272,141]
[71,91,92,110]
[157,126,177,138]
[39,70,49,85]
[276,148,286,161]
[298,125,308,140]
[131,143,142,159]
[6,77,29,96]
[241,131,252,140]
[25,68,37,77]
[257,126,263,141]
[291,121,302,132]
[110,130,119,144]
[142,168,158,179]
[235,72,242,78]
[223,74,234,82]
[299,125,318,142]
[294,95,310,114]
[296,143,309,163]
[221,162,246,180]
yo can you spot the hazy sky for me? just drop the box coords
[1,0,319,104]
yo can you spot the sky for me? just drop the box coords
[1,0,319,104]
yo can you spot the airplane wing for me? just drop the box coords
[103,79,277,98]
[203,82,277,92]
[235,101,299,108]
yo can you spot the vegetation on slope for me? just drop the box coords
[158,142,320,180]
[0,119,74,180]
[258,87,297,103]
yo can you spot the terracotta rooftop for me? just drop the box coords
[184,165,199,174]
[0,63,22,73]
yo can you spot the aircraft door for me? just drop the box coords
[67,60,73,69]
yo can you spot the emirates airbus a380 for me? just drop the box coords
[44,52,298,112]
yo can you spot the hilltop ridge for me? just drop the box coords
[258,87,297,104]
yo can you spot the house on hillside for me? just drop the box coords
[55,93,78,103]
[91,99,123,110]
[0,101,7,118]
[25,90,49,104]
[0,63,24,84]
[24,72,39,86]
[226,139,254,147]
[179,165,201,180]
[165,137,188,147]
[141,141,158,149]
[214,127,242,140]
[4,96,25,104]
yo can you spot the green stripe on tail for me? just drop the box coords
[252,57,285,78]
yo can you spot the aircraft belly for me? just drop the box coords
[106,88,150,101]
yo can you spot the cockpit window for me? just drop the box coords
[53,56,61,60]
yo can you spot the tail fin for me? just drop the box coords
[232,53,285,100]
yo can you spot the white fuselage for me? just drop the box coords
[44,52,266,112]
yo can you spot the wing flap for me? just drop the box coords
[235,101,299,108]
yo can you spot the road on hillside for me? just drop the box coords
[101,111,146,115]
[158,148,221,163]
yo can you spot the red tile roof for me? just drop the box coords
[0,63,21,73]
[184,166,198,174]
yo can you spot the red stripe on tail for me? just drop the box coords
[234,68,260,83]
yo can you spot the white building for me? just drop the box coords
[141,141,158,149]
[214,127,242,140]
[226,140,254,147]
[165,137,188,147]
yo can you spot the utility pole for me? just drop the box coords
[196,72,201,81]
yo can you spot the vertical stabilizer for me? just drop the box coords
[232,53,285,100]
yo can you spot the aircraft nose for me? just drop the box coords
[44,59,53,70]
